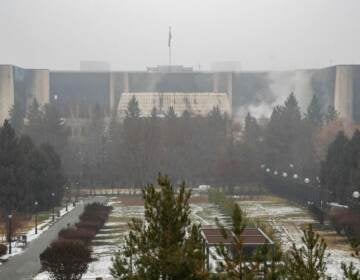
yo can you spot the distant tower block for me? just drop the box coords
[334,65,354,122]
[0,65,15,124]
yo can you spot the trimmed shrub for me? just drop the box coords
[40,239,91,280]
[59,227,96,245]
[78,204,112,232]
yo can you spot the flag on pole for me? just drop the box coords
[168,26,172,48]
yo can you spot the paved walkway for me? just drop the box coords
[0,196,106,280]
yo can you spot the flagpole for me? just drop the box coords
[168,26,172,71]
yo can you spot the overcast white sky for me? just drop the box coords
[1,0,360,71]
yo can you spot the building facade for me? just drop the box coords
[1,64,360,129]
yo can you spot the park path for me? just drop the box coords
[0,196,106,280]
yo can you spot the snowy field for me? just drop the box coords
[35,195,360,279]
[82,199,228,279]
[236,198,360,280]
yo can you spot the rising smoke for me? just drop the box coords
[236,70,315,120]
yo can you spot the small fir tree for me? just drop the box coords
[111,174,207,280]
[125,96,141,119]
[214,203,259,279]
[342,262,360,280]
[285,224,328,280]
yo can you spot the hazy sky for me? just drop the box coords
[1,0,360,71]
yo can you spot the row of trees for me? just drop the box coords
[10,93,344,198]
[0,120,65,215]
[105,98,230,187]
[102,93,338,189]
[11,100,69,153]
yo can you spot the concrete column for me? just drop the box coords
[32,69,50,105]
[213,73,219,93]
[334,65,354,122]
[123,72,129,93]
[227,72,233,117]
[109,73,115,111]
[0,65,15,124]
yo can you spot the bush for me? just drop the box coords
[76,220,103,231]
[78,204,112,232]
[59,227,96,245]
[40,240,92,280]
[0,244,7,256]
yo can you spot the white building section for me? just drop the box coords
[117,92,231,118]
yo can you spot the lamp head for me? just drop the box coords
[353,191,360,199]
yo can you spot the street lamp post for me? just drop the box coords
[65,186,69,212]
[34,201,38,234]
[350,191,360,211]
[76,182,79,203]
[8,214,12,254]
[51,192,55,222]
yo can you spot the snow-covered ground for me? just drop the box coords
[81,201,144,280]
[81,202,229,279]
[236,198,360,280]
[0,203,75,263]
[35,196,360,279]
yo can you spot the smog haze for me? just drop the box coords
[1,0,360,71]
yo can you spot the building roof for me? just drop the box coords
[117,92,231,118]
[201,227,273,246]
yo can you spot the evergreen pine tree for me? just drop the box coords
[150,106,157,119]
[166,106,177,119]
[241,113,263,182]
[123,96,146,186]
[265,93,303,171]
[342,262,360,280]
[325,105,339,124]
[125,96,141,119]
[285,224,327,280]
[111,174,207,280]
[349,130,360,195]
[25,99,43,144]
[42,103,68,153]
[215,204,259,279]
[321,131,350,202]
[86,103,105,184]
[306,95,323,127]
[0,120,21,213]
[283,92,302,123]
[9,101,25,134]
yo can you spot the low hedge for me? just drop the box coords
[59,227,97,245]
[57,203,112,244]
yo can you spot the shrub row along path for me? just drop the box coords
[0,196,106,280]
